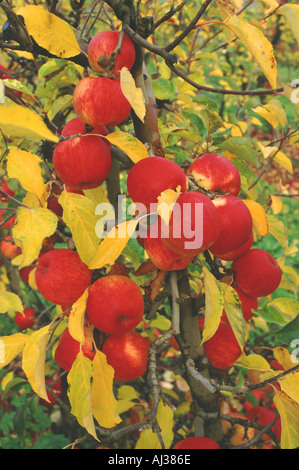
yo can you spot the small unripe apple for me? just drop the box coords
[88,30,136,76]
[54,327,95,372]
[187,153,241,196]
[126,156,188,211]
[86,275,144,335]
[73,76,131,128]
[212,231,253,261]
[14,307,36,329]
[209,195,253,256]
[232,248,282,297]
[35,249,92,306]
[102,330,150,381]
[0,235,21,260]
[173,437,221,449]
[161,191,221,256]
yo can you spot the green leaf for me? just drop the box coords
[267,214,288,249]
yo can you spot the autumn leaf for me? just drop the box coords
[253,100,287,129]
[17,5,82,59]
[105,131,149,164]
[120,67,146,123]
[135,399,174,449]
[0,292,23,314]
[0,104,59,143]
[68,288,90,344]
[220,283,247,351]
[201,267,224,344]
[0,333,27,367]
[279,4,299,46]
[242,199,269,239]
[157,186,181,225]
[274,391,299,449]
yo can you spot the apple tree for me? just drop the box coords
[0,0,299,450]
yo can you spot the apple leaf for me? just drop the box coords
[91,350,122,429]
[267,215,288,249]
[0,333,27,367]
[0,292,23,314]
[67,352,99,441]
[68,288,90,344]
[253,100,287,129]
[279,4,299,46]
[6,147,46,201]
[274,391,299,449]
[104,131,149,164]
[221,284,247,351]
[234,352,274,371]
[59,191,100,266]
[242,199,269,239]
[22,325,50,402]
[120,67,146,123]
[135,399,174,449]
[201,267,224,344]
[225,16,277,89]
[157,186,181,225]
[17,5,82,59]
[0,104,59,143]
[12,207,58,269]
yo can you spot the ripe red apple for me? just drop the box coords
[14,307,36,329]
[173,437,221,449]
[0,180,15,202]
[245,406,281,441]
[86,275,144,335]
[209,195,253,256]
[88,30,136,76]
[212,231,253,261]
[143,220,194,271]
[73,76,131,128]
[0,210,16,229]
[54,327,95,372]
[160,191,221,256]
[126,156,188,211]
[232,248,282,297]
[40,377,62,406]
[187,153,241,196]
[102,330,150,381]
[0,236,21,260]
[221,285,258,323]
[198,316,244,369]
[19,261,38,284]
[35,249,92,306]
[61,116,111,145]
[53,119,112,190]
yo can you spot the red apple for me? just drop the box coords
[64,185,85,195]
[0,210,16,229]
[14,307,36,329]
[126,156,188,211]
[35,249,92,305]
[0,236,21,259]
[102,330,150,381]
[88,30,136,76]
[187,153,241,196]
[41,377,62,406]
[245,406,281,441]
[53,119,112,190]
[54,327,95,372]
[174,437,220,449]
[73,77,131,128]
[0,180,15,202]
[232,249,282,297]
[143,220,194,271]
[212,231,253,261]
[19,261,38,284]
[208,195,253,256]
[86,275,144,335]
[160,191,221,256]
[198,317,244,369]
[234,286,258,321]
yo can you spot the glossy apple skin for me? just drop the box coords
[88,31,136,75]
[54,327,95,372]
[0,236,21,259]
[212,231,253,261]
[126,156,188,211]
[102,330,150,381]
[232,248,282,297]
[86,275,144,335]
[160,191,221,256]
[73,77,131,128]
[209,195,253,256]
[174,437,220,449]
[14,307,36,329]
[61,117,110,146]
[198,317,244,369]
[187,153,241,196]
[144,221,194,271]
[35,249,92,306]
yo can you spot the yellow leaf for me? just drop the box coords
[273,151,293,174]
[68,288,90,344]
[120,67,146,123]
[0,292,23,314]
[267,214,288,249]
[22,325,50,401]
[91,350,122,429]
[59,191,99,265]
[0,104,58,142]
[0,333,27,367]
[23,190,49,209]
[201,267,224,344]
[89,219,139,270]
[17,5,82,58]
[279,373,299,405]
[220,284,247,351]
[157,186,181,225]
[83,185,109,208]
[6,147,46,201]
[105,131,149,164]
[28,268,38,290]
[271,195,283,215]
[1,371,14,391]
[12,207,58,269]
[274,391,299,449]
[242,199,269,239]
[67,352,99,441]
[234,352,274,371]
[279,4,299,46]
[226,16,277,88]
[253,100,287,128]
[136,399,174,449]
